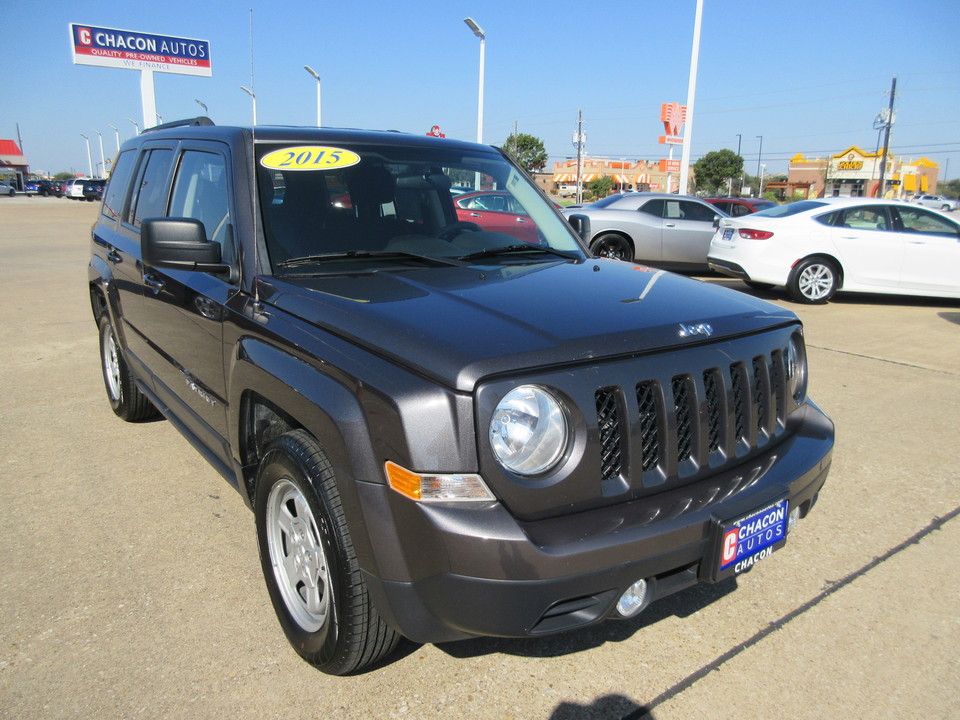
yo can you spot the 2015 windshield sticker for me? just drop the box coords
[260,146,360,171]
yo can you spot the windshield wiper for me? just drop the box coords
[457,244,580,262]
[278,250,465,269]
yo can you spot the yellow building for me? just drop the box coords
[787,146,939,200]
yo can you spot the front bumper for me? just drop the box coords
[359,403,834,644]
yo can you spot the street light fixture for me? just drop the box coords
[79,134,93,178]
[241,85,257,125]
[108,124,121,154]
[304,65,322,127]
[463,17,485,144]
[755,135,763,195]
[92,129,106,177]
[128,118,140,135]
[195,98,208,115]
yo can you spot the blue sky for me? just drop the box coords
[3,0,959,180]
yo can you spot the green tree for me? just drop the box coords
[502,133,548,174]
[587,175,615,200]
[692,149,744,195]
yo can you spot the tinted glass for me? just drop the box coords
[255,142,583,272]
[170,150,232,260]
[838,207,889,231]
[638,199,664,217]
[129,149,173,228]
[896,206,959,237]
[101,150,136,221]
[755,200,828,218]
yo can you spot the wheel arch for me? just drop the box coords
[589,229,635,256]
[790,252,845,290]
[228,338,382,573]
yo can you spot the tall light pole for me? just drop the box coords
[755,135,763,195]
[678,0,703,195]
[92,129,106,176]
[736,133,743,196]
[304,65,322,127]
[108,124,121,154]
[128,117,140,135]
[195,98,208,115]
[464,17,485,144]
[241,86,257,125]
[759,163,767,198]
[79,134,93,178]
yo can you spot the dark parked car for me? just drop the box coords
[562,192,728,269]
[37,180,63,197]
[89,118,833,675]
[82,179,106,201]
[706,197,778,216]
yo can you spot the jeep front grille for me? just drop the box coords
[595,349,788,486]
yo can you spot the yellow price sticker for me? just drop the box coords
[260,146,360,171]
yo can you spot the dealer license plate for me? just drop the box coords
[718,499,788,576]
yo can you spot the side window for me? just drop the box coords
[896,207,959,237]
[733,204,751,217]
[713,202,731,214]
[839,207,889,231]
[677,200,714,222]
[169,150,232,261]
[638,199,664,218]
[101,150,136,221]
[128,149,173,228]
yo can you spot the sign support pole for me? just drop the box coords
[141,70,157,130]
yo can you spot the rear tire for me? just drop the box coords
[787,257,839,304]
[255,430,400,675]
[98,314,158,421]
[590,233,633,261]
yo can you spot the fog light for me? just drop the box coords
[788,506,801,533]
[616,579,649,618]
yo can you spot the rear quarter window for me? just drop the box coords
[101,151,136,221]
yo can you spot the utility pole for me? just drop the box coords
[575,109,584,205]
[877,76,897,198]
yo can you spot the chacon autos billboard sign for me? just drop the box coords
[70,24,211,77]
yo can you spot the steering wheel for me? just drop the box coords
[438,221,482,241]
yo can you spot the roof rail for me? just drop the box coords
[143,116,215,134]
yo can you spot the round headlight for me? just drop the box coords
[786,331,808,402]
[489,385,568,476]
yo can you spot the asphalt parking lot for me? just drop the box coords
[1,197,958,719]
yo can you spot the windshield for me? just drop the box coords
[255,141,584,274]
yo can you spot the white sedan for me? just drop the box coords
[708,197,960,303]
[912,195,958,212]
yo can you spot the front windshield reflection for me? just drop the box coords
[256,143,584,274]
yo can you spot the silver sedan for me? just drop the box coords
[564,192,728,269]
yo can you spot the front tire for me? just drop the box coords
[98,314,157,421]
[590,233,633,261]
[255,430,400,675]
[788,257,840,304]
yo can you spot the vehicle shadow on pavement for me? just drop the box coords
[434,576,738,661]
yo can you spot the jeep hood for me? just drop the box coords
[260,259,798,391]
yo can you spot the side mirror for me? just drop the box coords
[141,217,230,274]
[567,213,591,241]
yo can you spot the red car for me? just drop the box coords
[454,191,542,244]
[705,197,777,216]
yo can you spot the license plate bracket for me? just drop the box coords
[708,498,789,581]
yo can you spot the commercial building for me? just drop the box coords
[787,146,939,200]
[0,139,29,190]
[550,157,683,197]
